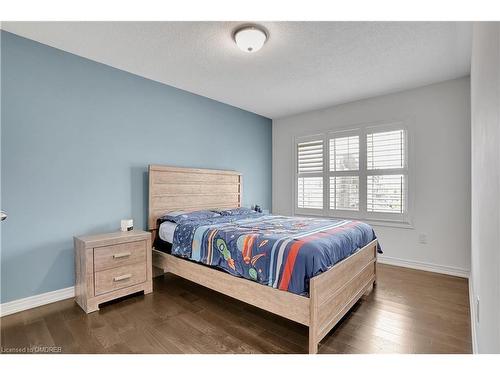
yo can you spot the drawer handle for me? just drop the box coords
[113,252,131,259]
[113,274,132,282]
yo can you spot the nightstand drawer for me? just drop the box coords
[94,240,146,272]
[94,262,147,296]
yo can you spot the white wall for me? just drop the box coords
[470,22,500,354]
[273,78,471,276]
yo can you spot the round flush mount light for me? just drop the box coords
[233,25,268,53]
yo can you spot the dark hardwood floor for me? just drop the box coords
[0,264,472,354]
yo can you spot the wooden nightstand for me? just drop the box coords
[74,230,153,313]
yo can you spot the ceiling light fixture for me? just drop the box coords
[234,25,268,53]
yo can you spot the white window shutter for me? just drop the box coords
[367,174,405,213]
[367,129,405,170]
[329,135,359,171]
[297,140,323,173]
[298,177,323,209]
[328,134,360,211]
[297,140,324,209]
[366,129,406,214]
[330,176,359,211]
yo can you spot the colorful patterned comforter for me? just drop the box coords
[170,213,379,296]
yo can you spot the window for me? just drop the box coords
[330,176,359,211]
[295,124,410,224]
[329,135,359,171]
[297,177,323,209]
[366,129,406,215]
[329,133,360,211]
[296,139,324,210]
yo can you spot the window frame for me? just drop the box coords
[327,128,362,215]
[293,121,413,228]
[294,133,327,216]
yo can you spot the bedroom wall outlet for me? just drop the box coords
[418,233,428,244]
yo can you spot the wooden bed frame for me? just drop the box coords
[148,164,377,354]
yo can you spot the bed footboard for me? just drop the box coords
[308,240,377,354]
[152,249,310,325]
[152,240,377,354]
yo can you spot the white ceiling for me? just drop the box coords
[1,22,472,118]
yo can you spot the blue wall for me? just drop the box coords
[0,31,272,303]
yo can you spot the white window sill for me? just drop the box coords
[362,219,414,230]
[293,211,414,230]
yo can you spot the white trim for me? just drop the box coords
[468,277,478,353]
[0,286,75,317]
[378,255,470,278]
[271,121,277,214]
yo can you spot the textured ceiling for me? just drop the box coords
[1,22,472,118]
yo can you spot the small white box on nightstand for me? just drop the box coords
[120,219,134,232]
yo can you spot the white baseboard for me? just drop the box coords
[0,286,75,317]
[378,255,470,278]
[468,278,478,353]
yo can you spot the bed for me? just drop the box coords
[148,165,378,354]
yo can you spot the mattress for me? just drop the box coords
[159,221,177,243]
[163,213,380,296]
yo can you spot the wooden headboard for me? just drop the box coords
[148,165,242,230]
